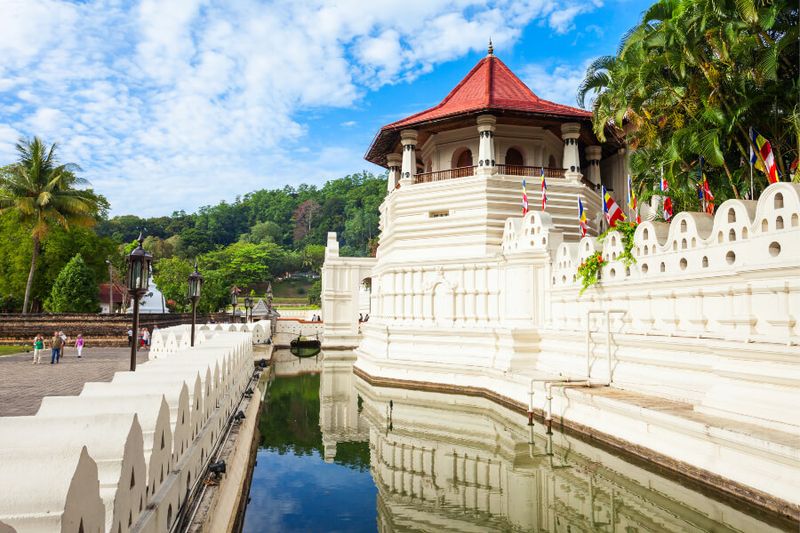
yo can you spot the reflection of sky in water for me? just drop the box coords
[243,447,377,533]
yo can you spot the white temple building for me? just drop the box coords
[127,279,168,314]
[321,46,800,518]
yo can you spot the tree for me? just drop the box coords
[240,220,283,244]
[152,257,194,312]
[578,0,798,208]
[292,199,321,244]
[44,253,99,312]
[301,244,325,273]
[196,269,229,313]
[0,137,101,313]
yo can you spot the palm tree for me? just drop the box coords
[578,0,797,206]
[0,137,100,313]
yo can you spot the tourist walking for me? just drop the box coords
[127,328,133,346]
[75,334,85,358]
[50,331,63,364]
[143,328,150,347]
[32,334,44,364]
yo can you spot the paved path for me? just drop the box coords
[0,347,149,417]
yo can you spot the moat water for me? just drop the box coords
[241,351,793,532]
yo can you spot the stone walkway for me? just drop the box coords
[0,347,149,417]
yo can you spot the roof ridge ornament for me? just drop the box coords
[488,38,494,56]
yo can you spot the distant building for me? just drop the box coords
[98,282,126,314]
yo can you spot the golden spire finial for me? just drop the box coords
[488,38,494,56]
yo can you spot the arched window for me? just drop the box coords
[454,148,473,168]
[505,147,524,166]
[548,154,557,168]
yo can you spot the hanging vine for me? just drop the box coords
[577,252,604,295]
[599,220,638,267]
[577,221,638,295]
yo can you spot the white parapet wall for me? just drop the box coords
[323,181,800,510]
[321,232,376,348]
[37,395,174,503]
[0,326,257,533]
[0,414,147,533]
[0,446,105,533]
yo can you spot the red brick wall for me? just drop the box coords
[0,313,228,347]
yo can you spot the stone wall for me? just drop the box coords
[0,312,227,347]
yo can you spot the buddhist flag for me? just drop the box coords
[750,127,780,184]
[660,171,673,221]
[698,173,715,214]
[578,196,588,237]
[627,174,640,224]
[521,178,528,215]
[703,176,715,214]
[663,197,673,221]
[541,168,547,211]
[603,186,625,227]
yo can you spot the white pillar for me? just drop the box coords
[477,114,496,175]
[387,153,402,192]
[585,145,602,187]
[400,130,418,186]
[561,122,582,182]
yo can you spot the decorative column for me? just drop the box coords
[387,153,402,192]
[477,114,496,175]
[400,129,418,186]
[561,122,582,182]
[585,145,602,187]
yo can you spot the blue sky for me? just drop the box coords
[0,0,650,216]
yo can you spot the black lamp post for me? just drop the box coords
[188,261,204,347]
[244,296,253,323]
[126,233,152,371]
[230,286,240,323]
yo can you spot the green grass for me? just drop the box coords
[273,278,313,298]
[274,305,320,311]
[0,345,30,356]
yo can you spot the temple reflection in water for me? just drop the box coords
[266,350,788,532]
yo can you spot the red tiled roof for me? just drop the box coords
[98,283,126,305]
[385,54,590,130]
[365,53,593,166]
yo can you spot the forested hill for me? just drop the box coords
[99,171,386,258]
[0,170,386,313]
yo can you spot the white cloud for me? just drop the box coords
[522,59,593,108]
[0,0,600,215]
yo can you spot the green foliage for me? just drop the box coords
[599,221,638,267]
[0,137,104,312]
[301,244,325,273]
[577,252,605,295]
[240,220,283,244]
[196,269,229,313]
[308,280,322,306]
[0,162,387,310]
[45,254,100,312]
[152,257,194,311]
[579,0,798,206]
